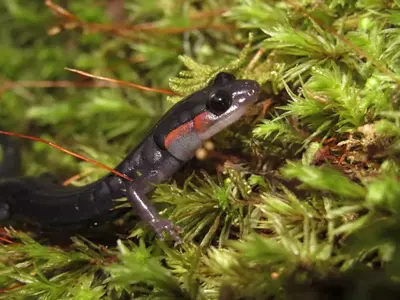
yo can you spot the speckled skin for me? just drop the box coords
[0,73,260,240]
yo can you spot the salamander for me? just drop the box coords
[0,72,260,241]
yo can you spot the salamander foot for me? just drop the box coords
[149,218,182,244]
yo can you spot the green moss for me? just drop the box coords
[1,0,400,299]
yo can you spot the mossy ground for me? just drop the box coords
[0,1,400,299]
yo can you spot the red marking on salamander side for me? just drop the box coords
[194,111,213,133]
[164,121,194,148]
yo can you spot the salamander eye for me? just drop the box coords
[207,90,232,115]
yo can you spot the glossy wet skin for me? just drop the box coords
[195,79,260,140]
[162,72,261,161]
[0,72,261,242]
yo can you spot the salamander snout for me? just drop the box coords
[237,80,261,103]
[231,79,261,106]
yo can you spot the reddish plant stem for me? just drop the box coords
[0,130,133,182]
[65,68,177,95]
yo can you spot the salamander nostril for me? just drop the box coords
[244,81,261,100]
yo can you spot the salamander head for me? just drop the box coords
[159,72,261,161]
[193,72,260,140]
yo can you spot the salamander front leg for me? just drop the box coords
[125,183,182,243]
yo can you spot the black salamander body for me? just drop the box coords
[0,73,260,240]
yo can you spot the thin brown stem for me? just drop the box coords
[65,68,177,95]
[0,130,133,182]
[45,0,233,37]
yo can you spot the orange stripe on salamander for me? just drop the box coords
[193,111,214,133]
[164,120,195,149]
